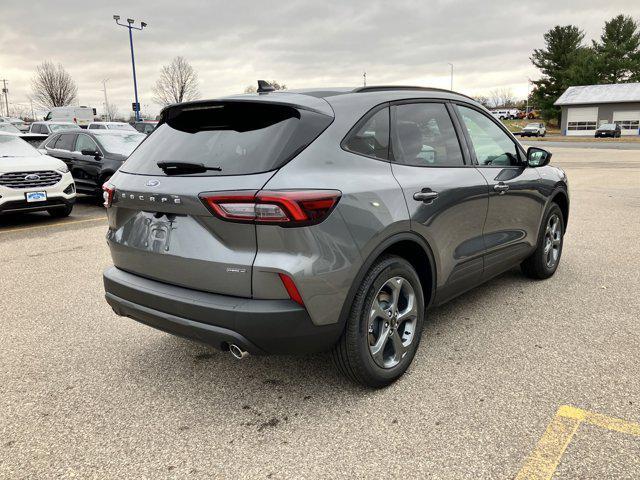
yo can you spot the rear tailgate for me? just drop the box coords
[105,97,333,297]
[106,172,273,297]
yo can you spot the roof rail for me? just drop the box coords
[354,85,476,101]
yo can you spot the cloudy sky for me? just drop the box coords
[1,0,638,118]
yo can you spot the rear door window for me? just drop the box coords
[392,103,464,167]
[53,133,76,151]
[120,102,332,176]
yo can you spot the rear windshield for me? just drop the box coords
[120,101,333,176]
[50,123,81,132]
[95,133,146,156]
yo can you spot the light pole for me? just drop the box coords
[101,79,110,121]
[447,63,454,91]
[1,79,9,117]
[113,15,147,121]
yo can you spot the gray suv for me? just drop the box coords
[102,85,569,387]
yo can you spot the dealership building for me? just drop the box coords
[555,83,640,136]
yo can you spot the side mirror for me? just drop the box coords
[81,149,101,159]
[527,147,551,167]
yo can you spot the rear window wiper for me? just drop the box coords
[157,161,222,175]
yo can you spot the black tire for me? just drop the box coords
[521,203,564,279]
[331,255,425,388]
[48,204,73,218]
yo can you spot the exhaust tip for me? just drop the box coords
[229,344,249,359]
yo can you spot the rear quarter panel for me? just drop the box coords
[256,95,410,326]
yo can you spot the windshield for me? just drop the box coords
[121,102,332,176]
[107,123,136,131]
[95,133,146,156]
[50,123,81,132]
[0,134,39,157]
[0,123,21,133]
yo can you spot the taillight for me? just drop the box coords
[102,183,115,208]
[200,190,341,227]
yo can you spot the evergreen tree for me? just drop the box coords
[593,14,640,83]
[530,25,589,123]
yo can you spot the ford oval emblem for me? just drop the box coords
[25,174,41,181]
[146,179,160,187]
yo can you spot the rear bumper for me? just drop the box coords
[103,266,342,355]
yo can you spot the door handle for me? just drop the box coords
[413,190,439,203]
[494,183,509,194]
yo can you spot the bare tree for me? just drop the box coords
[31,61,78,109]
[152,57,200,106]
[105,102,119,122]
[472,95,491,108]
[488,88,516,108]
[244,80,287,93]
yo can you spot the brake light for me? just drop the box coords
[278,273,304,306]
[200,190,341,227]
[102,183,115,208]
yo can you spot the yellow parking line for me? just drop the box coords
[0,215,106,234]
[515,405,640,480]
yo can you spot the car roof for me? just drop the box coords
[163,85,481,120]
[90,121,128,125]
[88,130,143,136]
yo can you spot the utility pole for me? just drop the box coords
[363,72,367,87]
[1,79,8,117]
[113,15,147,122]
[29,98,35,120]
[102,79,110,121]
[447,63,454,91]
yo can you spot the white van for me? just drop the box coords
[44,106,96,128]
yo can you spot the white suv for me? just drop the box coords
[520,122,546,137]
[0,133,76,217]
[491,109,518,120]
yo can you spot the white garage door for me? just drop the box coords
[613,111,640,136]
[566,107,598,136]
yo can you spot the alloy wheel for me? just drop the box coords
[367,276,418,369]
[544,214,562,268]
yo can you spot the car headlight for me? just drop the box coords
[57,165,69,174]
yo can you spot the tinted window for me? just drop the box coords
[53,133,76,151]
[121,102,332,176]
[343,107,389,160]
[76,134,99,153]
[393,103,464,167]
[45,134,60,148]
[457,106,520,166]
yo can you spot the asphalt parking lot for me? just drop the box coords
[1,145,639,479]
